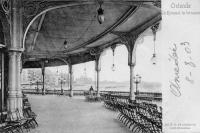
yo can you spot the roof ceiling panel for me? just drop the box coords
[23,1,161,66]
[86,34,117,48]
[114,6,160,32]
[25,3,130,54]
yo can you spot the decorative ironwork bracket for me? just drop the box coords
[111,31,138,66]
[89,48,102,56]
[1,0,10,16]
[153,0,161,8]
[110,44,116,55]
[89,48,101,71]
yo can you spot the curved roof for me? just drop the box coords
[23,0,161,68]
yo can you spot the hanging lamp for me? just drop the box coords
[151,37,157,65]
[64,40,68,49]
[111,45,116,71]
[97,0,104,24]
[151,23,159,65]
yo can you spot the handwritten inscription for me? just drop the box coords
[169,43,181,97]
[168,42,196,97]
[180,42,196,84]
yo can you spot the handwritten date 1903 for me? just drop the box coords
[180,42,196,84]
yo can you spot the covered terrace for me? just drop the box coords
[0,0,161,132]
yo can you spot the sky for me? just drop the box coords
[49,29,163,83]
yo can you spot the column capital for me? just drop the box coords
[8,48,24,52]
[111,31,138,47]
[111,31,138,66]
[95,68,101,72]
[112,31,139,66]
[129,63,136,67]
[110,44,117,52]
[90,48,102,72]
[66,57,72,65]
[95,54,101,72]
[41,61,45,74]
[90,47,102,56]
[8,50,22,57]
[94,54,101,62]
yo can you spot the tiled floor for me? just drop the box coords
[28,95,132,133]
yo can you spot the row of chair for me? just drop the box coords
[102,93,129,110]
[0,95,38,133]
[23,95,38,129]
[101,93,162,133]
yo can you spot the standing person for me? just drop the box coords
[89,86,94,95]
[89,86,94,92]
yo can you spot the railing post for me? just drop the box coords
[41,62,45,95]
[68,63,73,97]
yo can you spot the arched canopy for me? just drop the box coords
[22,0,161,68]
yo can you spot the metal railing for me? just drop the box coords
[22,89,85,96]
[22,89,162,103]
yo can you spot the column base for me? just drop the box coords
[96,93,100,97]
[130,95,136,101]
[7,90,23,121]
[129,98,136,104]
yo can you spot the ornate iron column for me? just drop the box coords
[0,53,5,112]
[7,0,24,120]
[90,48,102,97]
[95,54,101,97]
[112,31,138,101]
[68,63,73,97]
[127,37,137,101]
